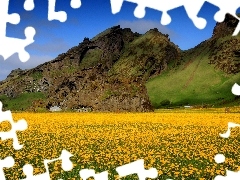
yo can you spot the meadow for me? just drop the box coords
[1,111,240,179]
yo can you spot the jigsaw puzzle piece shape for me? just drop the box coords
[0,118,28,150]
[48,0,81,22]
[48,0,67,22]
[0,26,36,62]
[233,21,240,36]
[181,0,207,29]
[59,149,74,171]
[219,122,240,138]
[111,0,187,25]
[207,0,240,22]
[79,169,108,180]
[130,0,185,25]
[0,0,20,39]
[0,156,14,180]
[0,101,28,150]
[110,0,146,18]
[109,0,206,27]
[207,0,240,35]
[0,0,35,62]
[24,0,35,11]
[110,0,124,14]
[110,0,178,24]
[232,83,240,96]
[214,170,240,179]
[70,0,81,9]
[21,149,73,180]
[152,0,186,25]
[116,159,158,180]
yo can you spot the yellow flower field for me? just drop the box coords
[1,112,240,179]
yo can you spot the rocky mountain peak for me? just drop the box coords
[212,13,239,38]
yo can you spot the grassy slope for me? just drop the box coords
[146,37,240,108]
[0,92,46,111]
[2,29,240,111]
[109,30,177,80]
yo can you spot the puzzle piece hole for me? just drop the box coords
[2,156,15,168]
[23,164,34,176]
[0,120,12,132]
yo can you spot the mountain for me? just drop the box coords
[0,25,180,112]
[146,13,240,108]
[1,14,239,112]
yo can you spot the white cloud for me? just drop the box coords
[117,19,178,38]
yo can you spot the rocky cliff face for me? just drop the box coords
[0,25,181,112]
[207,14,240,74]
[212,13,239,38]
[2,15,239,111]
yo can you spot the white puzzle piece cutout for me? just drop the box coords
[79,169,108,180]
[232,83,240,96]
[21,149,73,180]
[0,101,28,150]
[0,0,35,62]
[219,122,240,138]
[116,159,158,180]
[0,156,15,180]
[110,0,240,35]
[24,0,35,11]
[214,85,240,179]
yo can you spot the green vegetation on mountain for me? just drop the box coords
[146,14,240,108]
[0,14,240,112]
[109,29,180,81]
[146,42,239,108]
[0,92,46,111]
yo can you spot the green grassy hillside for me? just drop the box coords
[146,36,240,109]
[109,29,180,81]
[1,16,240,112]
[0,92,46,111]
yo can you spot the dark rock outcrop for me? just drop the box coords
[212,13,239,38]
[208,14,240,74]
[1,25,168,112]
[6,68,25,79]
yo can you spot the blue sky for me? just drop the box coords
[0,0,239,80]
